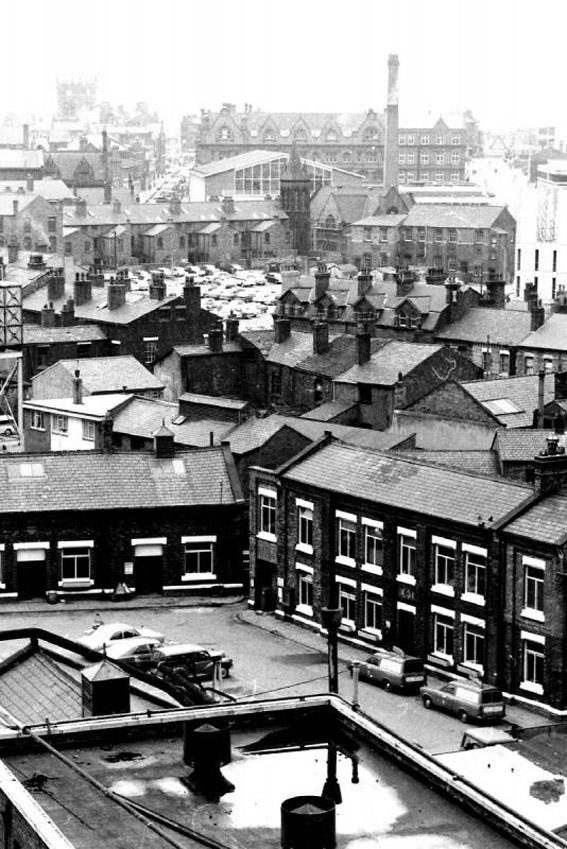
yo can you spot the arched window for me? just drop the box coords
[294,127,307,142]
[342,151,351,163]
[325,215,336,229]
[217,125,233,142]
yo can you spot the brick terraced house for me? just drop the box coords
[0,435,245,600]
[249,435,567,711]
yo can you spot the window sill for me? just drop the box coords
[520,608,545,623]
[257,531,277,543]
[459,661,484,676]
[431,584,455,597]
[428,652,454,667]
[396,573,416,586]
[182,573,217,582]
[362,563,383,576]
[520,680,544,696]
[335,555,356,568]
[461,592,485,607]
[360,627,382,640]
[58,579,94,588]
[296,604,313,617]
[295,543,313,556]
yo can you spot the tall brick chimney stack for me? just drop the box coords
[383,54,399,189]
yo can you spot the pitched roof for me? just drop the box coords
[0,150,43,169]
[33,356,163,394]
[0,650,82,724]
[402,204,508,228]
[300,400,357,421]
[352,214,407,227]
[46,151,106,182]
[336,341,443,386]
[0,178,73,201]
[518,314,567,352]
[391,448,500,478]
[179,393,248,410]
[23,281,180,325]
[23,324,107,345]
[266,331,384,377]
[503,495,567,544]
[283,441,530,527]
[0,447,243,513]
[493,429,558,462]
[436,308,532,346]
[462,374,554,428]
[111,396,235,446]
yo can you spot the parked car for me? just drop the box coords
[99,636,164,663]
[185,264,202,276]
[347,647,425,692]
[0,415,16,437]
[171,266,187,278]
[420,678,506,723]
[78,622,165,652]
[107,640,233,679]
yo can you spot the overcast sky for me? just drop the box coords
[5,0,565,131]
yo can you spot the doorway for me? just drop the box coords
[396,607,416,654]
[17,551,47,599]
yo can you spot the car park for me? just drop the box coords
[420,678,506,723]
[347,647,425,692]
[78,621,165,652]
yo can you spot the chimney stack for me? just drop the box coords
[183,276,201,312]
[97,413,114,453]
[536,370,546,428]
[530,298,545,331]
[221,196,235,215]
[47,267,66,302]
[107,279,126,310]
[76,199,87,217]
[12,199,18,217]
[150,278,166,300]
[73,369,83,405]
[73,272,92,306]
[22,123,30,150]
[395,268,415,298]
[40,302,56,328]
[112,198,121,215]
[225,312,239,342]
[312,318,329,355]
[356,322,371,365]
[314,264,330,301]
[534,437,567,496]
[26,173,34,193]
[7,237,19,264]
[383,54,400,188]
[208,324,224,353]
[61,297,75,326]
[357,270,373,299]
[274,316,291,343]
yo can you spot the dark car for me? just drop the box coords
[420,678,506,723]
[347,647,425,692]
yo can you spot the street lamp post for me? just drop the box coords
[320,594,343,805]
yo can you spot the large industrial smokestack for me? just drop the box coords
[383,54,399,189]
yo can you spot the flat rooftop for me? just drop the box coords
[0,698,540,849]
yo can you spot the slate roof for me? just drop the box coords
[46,151,106,182]
[170,342,242,357]
[352,214,407,227]
[0,178,73,201]
[503,495,567,544]
[336,341,443,386]
[179,393,248,410]
[33,356,163,394]
[283,441,531,527]
[436,308,533,346]
[402,205,508,228]
[0,446,242,513]
[0,650,81,724]
[493,429,558,463]
[518,314,567,352]
[300,400,357,421]
[240,330,276,356]
[24,281,180,325]
[223,413,412,455]
[0,193,36,215]
[391,448,500,478]
[23,324,107,344]
[63,199,286,228]
[111,397,235,446]
[462,374,554,428]
[208,111,385,134]
[266,332,385,377]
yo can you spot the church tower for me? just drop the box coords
[280,144,312,257]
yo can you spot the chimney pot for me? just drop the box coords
[73,369,83,405]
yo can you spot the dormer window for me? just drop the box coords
[364,127,379,141]
[325,129,338,143]
[217,126,233,142]
[294,128,307,142]
[263,128,276,142]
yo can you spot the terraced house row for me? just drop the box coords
[249,434,567,713]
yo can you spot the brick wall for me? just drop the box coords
[407,382,495,424]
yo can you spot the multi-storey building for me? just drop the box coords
[194,56,476,187]
[248,435,567,711]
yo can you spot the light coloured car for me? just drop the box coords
[78,621,165,652]
[0,415,16,437]
[171,266,187,278]
[105,636,164,663]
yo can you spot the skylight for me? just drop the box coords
[14,462,45,478]
[483,398,523,416]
